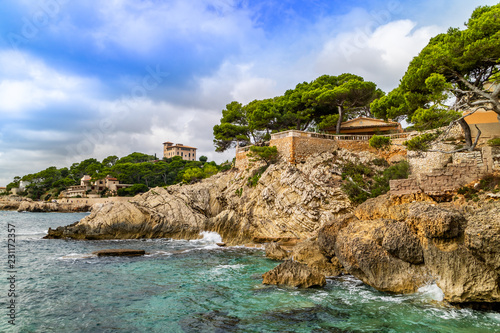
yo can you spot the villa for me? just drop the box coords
[62,175,132,198]
[163,142,197,161]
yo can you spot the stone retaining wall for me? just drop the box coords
[390,147,497,196]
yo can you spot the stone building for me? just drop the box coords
[63,175,131,198]
[163,142,197,161]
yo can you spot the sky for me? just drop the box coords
[0,0,498,186]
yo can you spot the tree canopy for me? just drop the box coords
[371,4,500,148]
[213,74,382,152]
[6,152,231,199]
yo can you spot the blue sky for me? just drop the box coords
[0,0,498,186]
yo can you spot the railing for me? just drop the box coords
[270,130,412,141]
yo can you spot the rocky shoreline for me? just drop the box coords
[41,149,500,307]
[0,197,91,213]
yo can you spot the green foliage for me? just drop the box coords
[403,132,440,151]
[199,155,208,163]
[342,160,410,204]
[117,184,149,197]
[487,138,500,146]
[371,158,389,167]
[247,166,268,187]
[235,188,243,197]
[410,106,461,131]
[369,135,391,150]
[248,146,279,166]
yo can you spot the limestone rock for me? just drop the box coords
[291,239,343,276]
[407,203,465,239]
[381,221,424,265]
[465,203,500,272]
[334,218,427,293]
[262,260,326,288]
[265,242,290,260]
[317,214,356,258]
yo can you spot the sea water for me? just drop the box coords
[1,211,500,333]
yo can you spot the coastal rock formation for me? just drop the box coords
[17,201,91,213]
[265,243,290,260]
[45,150,361,242]
[316,194,500,304]
[262,260,326,288]
[93,249,146,257]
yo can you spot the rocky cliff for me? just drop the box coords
[45,149,380,242]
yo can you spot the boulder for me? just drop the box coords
[381,221,424,264]
[291,239,343,276]
[407,203,465,239]
[265,242,290,260]
[262,260,326,288]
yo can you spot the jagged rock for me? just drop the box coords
[17,201,91,213]
[465,203,500,272]
[334,218,427,293]
[317,214,355,258]
[265,242,290,260]
[291,239,343,276]
[407,203,465,239]
[381,221,424,264]
[93,249,145,256]
[262,260,326,288]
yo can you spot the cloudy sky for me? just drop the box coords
[0,0,497,186]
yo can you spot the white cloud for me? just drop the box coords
[0,51,101,114]
[315,19,442,91]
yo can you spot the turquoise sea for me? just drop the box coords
[1,211,500,333]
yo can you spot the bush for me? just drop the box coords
[248,146,278,166]
[369,135,391,150]
[487,138,500,146]
[404,132,440,151]
[117,184,149,196]
[371,158,389,167]
[341,160,409,205]
[247,166,267,187]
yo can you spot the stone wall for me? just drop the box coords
[271,136,338,163]
[390,147,496,196]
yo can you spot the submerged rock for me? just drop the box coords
[93,249,146,257]
[262,260,326,288]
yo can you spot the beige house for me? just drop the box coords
[163,142,197,161]
[326,117,403,135]
[63,175,132,198]
[0,187,6,194]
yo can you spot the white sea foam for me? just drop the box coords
[198,231,223,243]
[417,283,445,302]
[57,253,95,260]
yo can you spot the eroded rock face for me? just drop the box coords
[262,260,326,288]
[291,239,343,277]
[318,196,500,304]
[45,151,353,243]
[265,243,290,260]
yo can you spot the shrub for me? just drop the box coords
[248,146,278,166]
[371,158,389,167]
[247,166,268,187]
[341,160,409,205]
[403,132,440,151]
[369,135,391,150]
[487,138,500,146]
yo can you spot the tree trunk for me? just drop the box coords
[458,118,473,148]
[336,106,344,134]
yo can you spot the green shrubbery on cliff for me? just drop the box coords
[7,152,231,200]
[342,160,410,204]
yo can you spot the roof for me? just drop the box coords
[341,117,400,128]
[81,175,92,181]
[164,143,197,150]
